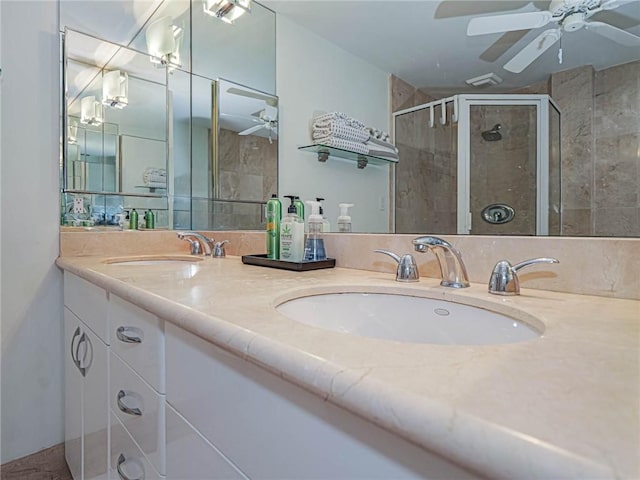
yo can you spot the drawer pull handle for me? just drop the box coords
[117,390,142,416]
[116,326,143,344]
[117,453,144,480]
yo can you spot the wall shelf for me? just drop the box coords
[135,185,167,194]
[298,144,398,169]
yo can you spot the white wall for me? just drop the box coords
[0,1,64,463]
[275,16,391,233]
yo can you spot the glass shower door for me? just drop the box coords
[467,103,538,235]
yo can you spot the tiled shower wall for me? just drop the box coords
[191,128,277,230]
[392,59,640,237]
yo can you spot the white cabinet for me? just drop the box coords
[64,298,109,480]
[166,322,479,480]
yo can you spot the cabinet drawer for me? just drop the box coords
[110,353,165,475]
[166,404,246,480]
[110,294,164,393]
[64,272,109,343]
[110,412,162,480]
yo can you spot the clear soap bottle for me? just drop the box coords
[337,203,354,233]
[279,197,305,262]
[304,200,327,261]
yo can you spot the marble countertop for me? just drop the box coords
[56,255,639,479]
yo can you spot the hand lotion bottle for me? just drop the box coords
[279,197,304,262]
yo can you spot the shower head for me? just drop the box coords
[482,124,502,141]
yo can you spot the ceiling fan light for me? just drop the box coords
[80,96,104,126]
[102,70,129,109]
[203,0,251,24]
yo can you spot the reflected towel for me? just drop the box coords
[143,181,167,188]
[143,173,167,184]
[313,136,369,155]
[368,149,399,160]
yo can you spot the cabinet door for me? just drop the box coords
[64,308,83,480]
[83,325,109,480]
[166,404,246,480]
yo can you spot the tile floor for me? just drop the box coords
[1,444,72,480]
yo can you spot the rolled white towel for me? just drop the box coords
[366,136,398,153]
[313,136,369,155]
[312,124,369,143]
[143,167,166,177]
[143,173,167,184]
[313,112,366,130]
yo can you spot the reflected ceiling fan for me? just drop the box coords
[227,87,278,107]
[238,105,278,141]
[467,0,640,73]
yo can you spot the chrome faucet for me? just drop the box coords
[177,232,215,256]
[489,258,559,295]
[412,236,470,288]
[374,249,419,282]
[212,240,229,258]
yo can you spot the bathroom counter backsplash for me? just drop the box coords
[56,254,639,479]
[60,230,640,299]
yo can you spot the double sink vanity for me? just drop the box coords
[57,231,639,480]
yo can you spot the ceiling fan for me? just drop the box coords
[467,0,640,73]
[227,87,278,107]
[238,104,278,141]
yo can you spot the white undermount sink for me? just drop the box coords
[276,293,542,345]
[104,255,203,266]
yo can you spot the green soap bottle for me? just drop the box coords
[144,209,155,229]
[266,194,282,259]
[129,208,139,230]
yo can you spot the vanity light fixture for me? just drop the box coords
[80,96,104,126]
[67,122,78,144]
[102,70,128,109]
[145,16,183,69]
[203,0,251,24]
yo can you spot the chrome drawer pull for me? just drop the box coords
[117,453,144,480]
[117,390,142,416]
[116,326,143,344]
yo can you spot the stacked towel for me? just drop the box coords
[313,112,366,130]
[366,135,399,160]
[310,112,399,162]
[143,167,166,189]
[366,127,391,143]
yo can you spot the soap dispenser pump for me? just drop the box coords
[304,200,327,261]
[316,197,331,232]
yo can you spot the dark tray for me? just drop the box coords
[241,254,335,271]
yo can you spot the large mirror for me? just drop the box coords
[60,0,638,237]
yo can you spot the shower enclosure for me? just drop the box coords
[393,94,561,235]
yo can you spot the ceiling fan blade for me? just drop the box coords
[586,20,640,46]
[227,87,278,107]
[503,28,561,73]
[600,0,639,10]
[239,124,265,136]
[479,30,531,62]
[467,11,553,36]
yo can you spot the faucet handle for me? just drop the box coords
[489,257,559,295]
[212,240,229,258]
[374,249,419,282]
